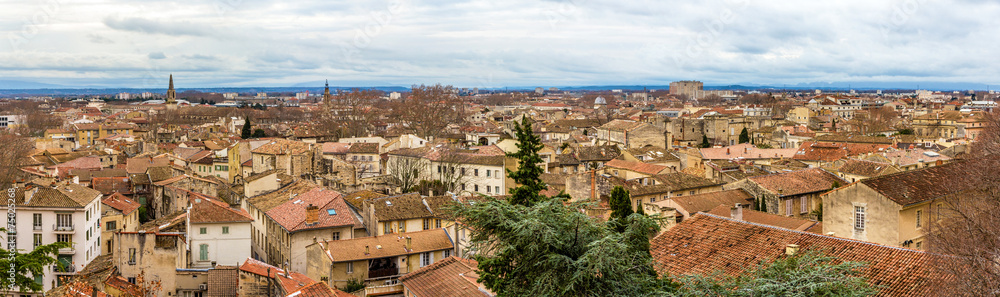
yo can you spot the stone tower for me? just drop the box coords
[323,80,331,106]
[166,74,178,110]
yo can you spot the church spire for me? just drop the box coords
[166,74,176,104]
[323,79,331,105]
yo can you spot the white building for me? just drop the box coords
[4,183,103,294]
[185,193,253,268]
[387,145,508,196]
[0,114,25,129]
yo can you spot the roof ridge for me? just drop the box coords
[694,213,936,254]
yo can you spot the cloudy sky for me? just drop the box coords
[2,0,999,89]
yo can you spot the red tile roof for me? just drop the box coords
[264,187,358,232]
[747,168,845,196]
[661,189,752,214]
[92,176,132,195]
[792,142,892,162]
[286,282,355,297]
[49,155,103,169]
[605,159,668,176]
[851,161,974,206]
[700,143,798,160]
[239,258,315,293]
[182,189,253,224]
[317,229,454,262]
[706,204,821,233]
[399,256,491,297]
[649,214,947,296]
[102,192,140,216]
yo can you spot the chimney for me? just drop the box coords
[730,203,743,221]
[365,245,370,255]
[726,148,730,155]
[305,204,319,225]
[406,237,412,251]
[785,244,800,256]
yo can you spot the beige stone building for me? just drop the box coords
[727,168,845,219]
[250,139,314,177]
[305,229,455,290]
[113,232,188,297]
[100,192,141,255]
[246,182,364,273]
[822,163,968,249]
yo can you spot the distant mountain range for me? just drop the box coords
[0,79,995,97]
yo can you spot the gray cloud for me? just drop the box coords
[103,17,212,37]
[0,0,997,88]
[87,34,115,44]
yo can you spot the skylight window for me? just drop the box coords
[327,209,337,215]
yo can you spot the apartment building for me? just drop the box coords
[5,183,104,293]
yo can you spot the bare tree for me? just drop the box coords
[432,150,476,194]
[844,106,897,136]
[398,84,466,139]
[386,155,424,192]
[322,88,384,138]
[0,132,34,188]
[925,112,1000,295]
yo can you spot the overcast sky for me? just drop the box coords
[2,0,999,88]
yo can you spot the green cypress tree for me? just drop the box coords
[506,119,547,207]
[739,127,750,144]
[700,135,711,148]
[609,186,633,220]
[241,117,252,139]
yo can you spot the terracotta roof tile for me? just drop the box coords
[342,189,387,210]
[180,188,252,223]
[793,142,892,162]
[252,139,311,155]
[264,187,358,232]
[92,176,132,195]
[318,229,454,262]
[605,159,668,176]
[102,192,140,215]
[747,168,845,196]
[700,143,798,160]
[348,142,379,154]
[831,159,896,178]
[207,266,239,297]
[660,189,752,214]
[239,258,315,293]
[706,204,821,233]
[399,256,491,297]
[855,161,974,206]
[650,214,947,296]
[286,282,354,297]
[368,193,434,221]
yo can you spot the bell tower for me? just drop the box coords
[323,80,331,106]
[165,74,178,110]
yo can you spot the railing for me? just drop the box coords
[33,225,42,231]
[52,264,76,274]
[367,267,399,279]
[53,224,74,232]
[58,246,76,255]
[365,283,403,296]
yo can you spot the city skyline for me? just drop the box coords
[2,0,1000,89]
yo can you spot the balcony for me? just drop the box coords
[52,264,76,274]
[367,267,399,279]
[33,225,42,231]
[53,224,74,232]
[58,246,76,255]
[365,283,403,296]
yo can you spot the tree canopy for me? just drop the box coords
[505,118,547,207]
